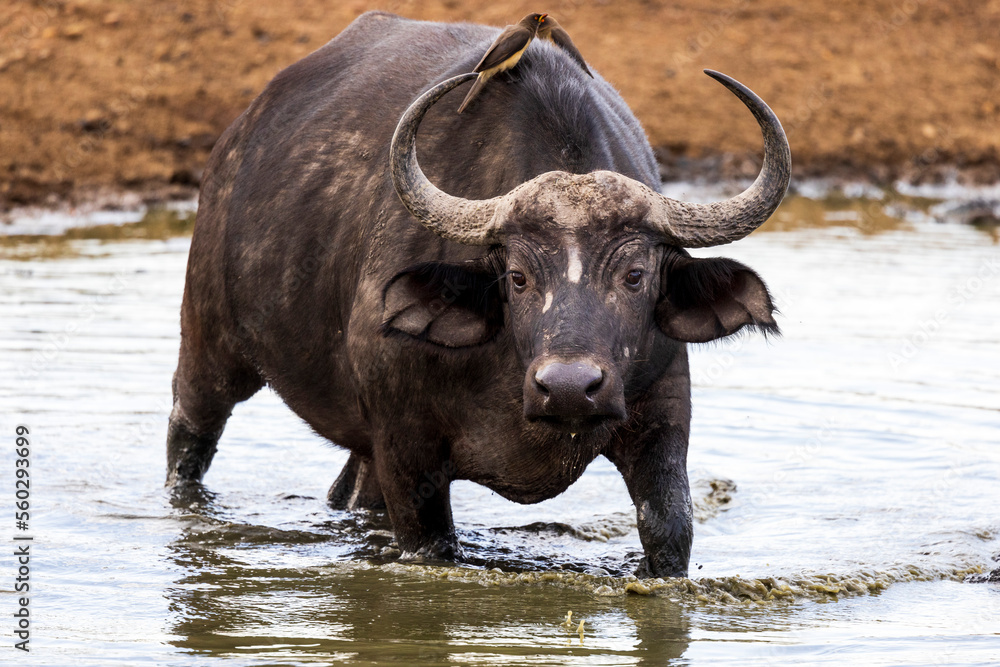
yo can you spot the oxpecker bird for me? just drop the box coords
[537,15,593,77]
[457,13,547,114]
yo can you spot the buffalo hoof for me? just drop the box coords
[635,556,688,579]
[397,540,465,565]
[166,478,219,512]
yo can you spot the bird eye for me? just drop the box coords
[510,271,527,290]
[625,269,643,287]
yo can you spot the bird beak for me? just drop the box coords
[539,14,548,22]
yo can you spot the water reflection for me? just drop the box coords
[764,193,910,234]
[0,207,195,260]
[164,530,692,664]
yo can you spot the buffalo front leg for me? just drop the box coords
[167,343,263,488]
[606,422,693,578]
[373,434,462,561]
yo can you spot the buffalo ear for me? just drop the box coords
[655,254,778,343]
[382,259,504,348]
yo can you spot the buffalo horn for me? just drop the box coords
[390,73,506,246]
[646,70,791,247]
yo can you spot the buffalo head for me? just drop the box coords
[385,71,789,433]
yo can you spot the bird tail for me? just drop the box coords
[457,75,487,114]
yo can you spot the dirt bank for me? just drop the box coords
[2,0,999,211]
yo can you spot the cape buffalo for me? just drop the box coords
[166,11,790,578]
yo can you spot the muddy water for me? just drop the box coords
[1,190,998,665]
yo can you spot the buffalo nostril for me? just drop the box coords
[585,372,604,396]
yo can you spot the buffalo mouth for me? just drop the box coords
[527,413,623,434]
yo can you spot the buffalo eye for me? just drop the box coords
[625,269,643,288]
[510,271,527,291]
